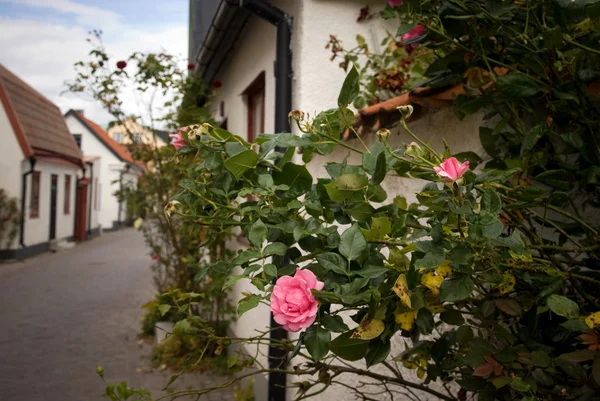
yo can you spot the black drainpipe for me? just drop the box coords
[19,157,36,248]
[239,2,292,401]
[86,161,94,236]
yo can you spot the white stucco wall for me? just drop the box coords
[82,159,102,233]
[21,159,79,247]
[65,114,134,230]
[0,98,25,200]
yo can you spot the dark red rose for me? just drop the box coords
[357,6,370,22]
[151,254,159,260]
[116,61,127,69]
[187,62,195,70]
[211,80,223,88]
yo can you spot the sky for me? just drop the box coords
[0,0,189,127]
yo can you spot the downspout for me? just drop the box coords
[19,157,36,247]
[238,2,292,401]
[74,164,87,240]
[86,161,93,236]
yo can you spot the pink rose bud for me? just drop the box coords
[434,157,470,182]
[387,0,403,6]
[151,254,159,261]
[270,268,324,332]
[401,25,427,44]
[169,132,185,150]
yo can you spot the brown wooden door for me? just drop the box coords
[74,180,89,242]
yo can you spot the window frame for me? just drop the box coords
[243,72,265,143]
[64,175,71,215]
[30,171,41,219]
[73,134,82,149]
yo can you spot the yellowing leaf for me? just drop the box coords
[435,260,452,277]
[425,299,445,314]
[350,316,385,340]
[421,272,444,295]
[394,309,417,331]
[496,271,516,295]
[133,217,144,230]
[393,274,412,308]
[585,311,600,328]
[417,367,426,379]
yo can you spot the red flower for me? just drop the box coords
[116,60,127,69]
[211,80,223,89]
[151,254,159,261]
[187,62,195,70]
[357,6,370,22]
[388,0,403,6]
[401,25,427,44]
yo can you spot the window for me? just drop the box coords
[30,171,40,218]
[113,131,123,143]
[73,134,82,149]
[64,175,71,214]
[133,133,143,143]
[244,72,265,143]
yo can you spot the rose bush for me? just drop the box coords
[73,2,600,400]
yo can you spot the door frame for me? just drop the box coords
[49,174,58,241]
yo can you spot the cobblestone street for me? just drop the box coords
[0,229,233,401]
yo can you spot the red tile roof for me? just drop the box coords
[68,110,134,164]
[0,64,83,167]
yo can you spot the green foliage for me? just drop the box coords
[0,189,20,249]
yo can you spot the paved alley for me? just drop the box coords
[0,229,233,401]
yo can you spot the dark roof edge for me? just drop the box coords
[193,1,251,84]
[65,109,127,163]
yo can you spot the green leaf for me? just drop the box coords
[263,264,277,277]
[304,325,331,362]
[456,326,473,345]
[237,294,261,316]
[360,216,391,241]
[396,22,417,36]
[273,163,313,198]
[561,319,589,332]
[365,339,391,368]
[415,308,434,334]
[535,170,573,191]
[547,294,579,319]
[325,173,368,203]
[521,125,545,156]
[158,304,171,317]
[347,202,374,220]
[330,331,369,361]
[371,152,387,185]
[321,314,349,333]
[223,275,246,289]
[510,377,531,392]
[440,275,473,302]
[224,150,258,179]
[496,73,544,98]
[249,219,268,248]
[440,310,465,326]
[339,224,367,261]
[481,190,502,216]
[338,65,360,107]
[227,356,238,369]
[263,242,288,256]
[362,142,385,175]
[532,351,552,368]
[316,252,348,275]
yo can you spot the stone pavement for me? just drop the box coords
[0,229,234,401]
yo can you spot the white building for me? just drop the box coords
[190,1,487,400]
[106,119,170,148]
[64,110,141,232]
[0,64,88,259]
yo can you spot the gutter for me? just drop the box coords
[238,3,292,401]
[19,157,36,247]
[194,2,293,399]
[86,161,94,236]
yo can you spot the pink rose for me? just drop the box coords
[434,157,470,182]
[169,132,185,150]
[387,0,403,6]
[270,268,324,332]
[401,25,427,44]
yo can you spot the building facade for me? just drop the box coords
[0,64,86,259]
[65,110,141,232]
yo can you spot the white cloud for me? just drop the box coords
[0,1,187,128]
